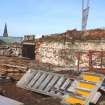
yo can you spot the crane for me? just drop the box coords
[82,0,90,31]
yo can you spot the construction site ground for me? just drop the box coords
[0,82,61,105]
[0,56,75,80]
[0,56,105,105]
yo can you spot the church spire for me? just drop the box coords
[3,23,8,37]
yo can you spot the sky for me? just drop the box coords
[0,0,105,37]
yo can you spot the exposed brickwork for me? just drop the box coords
[35,29,105,68]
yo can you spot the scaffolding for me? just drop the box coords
[75,51,105,74]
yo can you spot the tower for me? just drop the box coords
[82,0,90,31]
[3,23,8,37]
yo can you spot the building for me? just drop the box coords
[3,23,8,37]
[0,36,23,57]
[22,35,35,59]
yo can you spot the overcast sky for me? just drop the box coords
[0,0,105,37]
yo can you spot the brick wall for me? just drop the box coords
[35,39,105,68]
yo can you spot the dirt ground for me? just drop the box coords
[0,82,61,105]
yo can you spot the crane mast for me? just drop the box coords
[82,0,90,31]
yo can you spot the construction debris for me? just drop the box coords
[0,43,22,57]
[17,70,105,105]
[0,56,31,80]
[17,69,74,97]
[0,74,13,83]
[101,79,105,92]
[62,72,105,105]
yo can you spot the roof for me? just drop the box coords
[0,36,23,44]
[0,39,6,45]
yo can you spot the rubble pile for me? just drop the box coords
[0,56,31,80]
[0,43,22,57]
[65,29,105,40]
[0,56,69,80]
[38,29,105,41]
[85,29,105,40]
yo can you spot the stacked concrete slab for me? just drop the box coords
[17,69,73,97]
